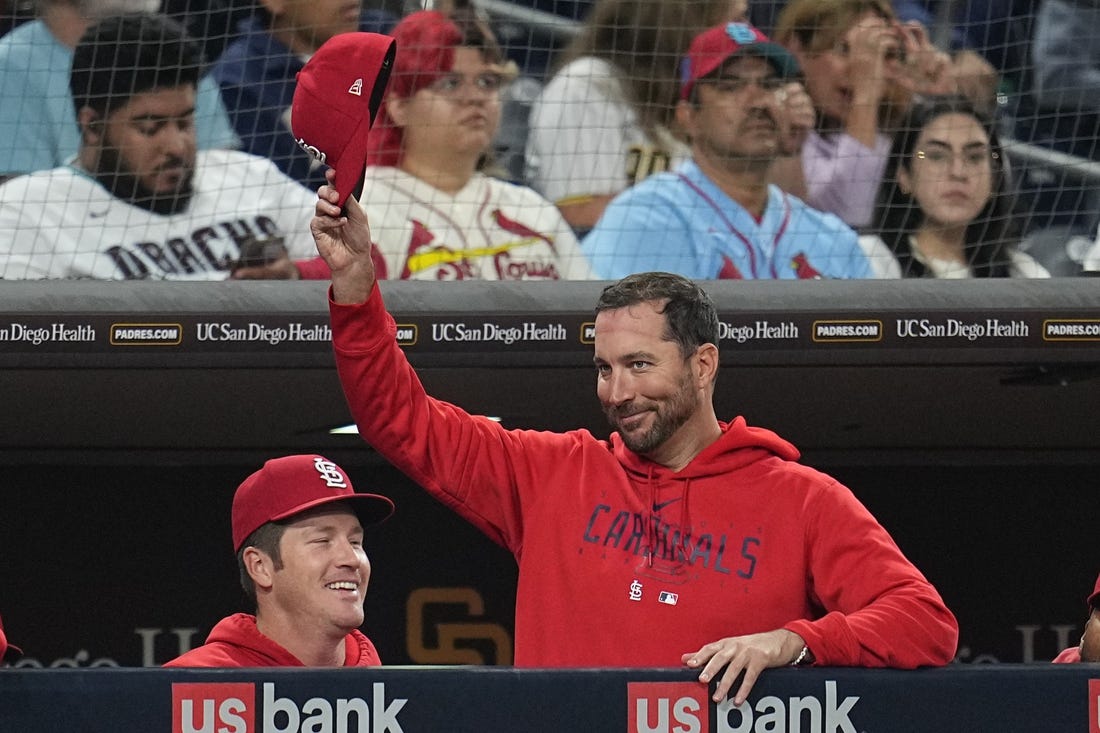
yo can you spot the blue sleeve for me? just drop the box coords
[196,74,241,150]
[838,226,873,279]
[581,186,712,279]
[809,208,873,279]
[0,64,65,173]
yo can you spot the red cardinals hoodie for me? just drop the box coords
[330,285,958,668]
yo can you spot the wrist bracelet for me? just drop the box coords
[791,645,811,666]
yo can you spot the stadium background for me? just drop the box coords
[0,0,1098,672]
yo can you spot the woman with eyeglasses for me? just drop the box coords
[359,9,593,280]
[860,94,1048,278]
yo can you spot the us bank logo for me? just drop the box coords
[629,682,708,732]
[171,681,406,732]
[627,680,860,733]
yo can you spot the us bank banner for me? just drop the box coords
[0,666,1096,731]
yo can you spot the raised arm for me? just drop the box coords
[311,177,377,305]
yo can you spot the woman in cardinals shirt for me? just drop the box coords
[352,9,593,281]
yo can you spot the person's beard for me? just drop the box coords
[93,146,194,216]
[604,368,698,455]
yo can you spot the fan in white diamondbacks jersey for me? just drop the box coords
[355,9,593,281]
[0,14,317,280]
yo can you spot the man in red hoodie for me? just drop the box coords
[308,176,959,704]
[165,454,393,667]
[1053,573,1100,663]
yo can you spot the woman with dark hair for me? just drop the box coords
[359,9,593,280]
[861,94,1048,278]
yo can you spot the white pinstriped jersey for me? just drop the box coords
[360,166,594,280]
[0,150,318,280]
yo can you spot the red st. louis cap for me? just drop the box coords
[231,454,394,551]
[680,21,799,101]
[291,32,396,206]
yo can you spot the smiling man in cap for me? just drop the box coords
[581,21,879,281]
[165,454,394,667]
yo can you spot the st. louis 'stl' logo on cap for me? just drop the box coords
[291,31,396,206]
[231,454,395,552]
[312,456,348,489]
[296,138,327,164]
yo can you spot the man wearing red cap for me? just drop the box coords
[581,22,887,280]
[165,454,393,667]
[1053,572,1100,663]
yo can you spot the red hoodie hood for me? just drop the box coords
[610,416,800,480]
[169,613,380,667]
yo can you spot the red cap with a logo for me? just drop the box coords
[680,22,799,101]
[291,32,396,206]
[231,454,394,551]
[1087,572,1100,611]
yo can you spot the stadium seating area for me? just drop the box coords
[0,0,1096,278]
[487,0,1100,272]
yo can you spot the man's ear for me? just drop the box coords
[243,546,276,592]
[694,342,720,389]
[386,95,409,129]
[77,107,103,145]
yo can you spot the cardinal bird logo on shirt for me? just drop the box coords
[400,213,561,280]
[492,209,555,252]
[790,253,824,279]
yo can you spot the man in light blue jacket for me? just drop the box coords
[582,22,874,280]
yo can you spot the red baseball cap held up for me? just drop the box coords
[1087,572,1100,611]
[680,21,799,101]
[291,32,396,206]
[232,454,394,551]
